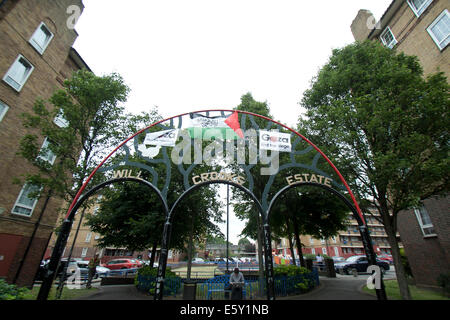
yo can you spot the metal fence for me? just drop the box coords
[134,267,319,300]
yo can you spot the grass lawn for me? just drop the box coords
[27,286,98,300]
[363,280,449,300]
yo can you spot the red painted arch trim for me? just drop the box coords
[65,109,365,224]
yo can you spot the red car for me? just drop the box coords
[377,254,393,264]
[104,258,139,270]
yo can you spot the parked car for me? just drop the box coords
[104,258,139,270]
[334,255,390,274]
[66,260,90,280]
[332,256,345,263]
[377,254,394,264]
[191,257,205,264]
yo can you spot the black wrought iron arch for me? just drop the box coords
[37,177,169,300]
[267,181,387,300]
[154,179,276,300]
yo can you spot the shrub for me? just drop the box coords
[0,279,32,300]
[134,266,181,296]
[399,248,413,278]
[273,265,311,277]
[304,254,316,260]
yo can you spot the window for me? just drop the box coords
[53,111,69,128]
[85,233,92,243]
[427,10,450,50]
[0,100,9,122]
[12,184,41,217]
[81,248,88,257]
[408,0,433,17]
[311,248,315,255]
[322,248,327,255]
[38,137,56,165]
[414,206,437,236]
[334,247,339,256]
[380,27,397,49]
[3,55,34,92]
[29,22,54,54]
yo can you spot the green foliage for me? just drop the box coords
[17,70,130,206]
[134,266,181,296]
[0,279,32,300]
[300,40,449,300]
[304,254,316,260]
[273,265,311,277]
[399,248,413,278]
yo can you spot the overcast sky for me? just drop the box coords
[73,0,392,245]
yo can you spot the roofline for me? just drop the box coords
[368,0,403,39]
[69,47,92,73]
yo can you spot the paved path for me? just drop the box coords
[77,276,379,300]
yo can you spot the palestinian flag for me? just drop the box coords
[186,112,244,140]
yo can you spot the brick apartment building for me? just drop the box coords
[351,0,449,288]
[273,209,402,261]
[0,0,90,287]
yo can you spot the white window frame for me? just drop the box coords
[322,247,327,255]
[81,248,88,257]
[427,9,450,51]
[11,184,41,217]
[380,26,398,49]
[414,206,437,237]
[407,0,433,17]
[85,232,92,243]
[29,22,54,55]
[38,137,56,165]
[334,247,339,256]
[53,111,69,128]
[2,55,34,92]
[0,100,9,122]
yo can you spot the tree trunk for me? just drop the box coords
[384,220,412,300]
[292,218,305,267]
[288,233,296,266]
[186,213,195,280]
[149,241,158,268]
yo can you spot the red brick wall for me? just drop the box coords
[397,196,450,288]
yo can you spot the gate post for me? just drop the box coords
[154,221,172,300]
[359,225,387,300]
[37,218,73,300]
[263,223,276,300]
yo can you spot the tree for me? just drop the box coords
[18,70,130,209]
[270,187,349,267]
[300,41,449,299]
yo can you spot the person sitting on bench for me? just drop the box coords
[229,267,245,300]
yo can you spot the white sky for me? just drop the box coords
[73,0,392,245]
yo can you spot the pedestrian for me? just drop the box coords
[229,267,245,300]
[86,254,100,289]
[316,253,323,263]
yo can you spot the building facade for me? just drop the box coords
[273,209,401,261]
[351,0,449,288]
[0,0,89,287]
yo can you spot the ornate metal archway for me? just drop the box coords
[37,109,386,301]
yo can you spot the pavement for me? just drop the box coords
[73,265,396,300]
